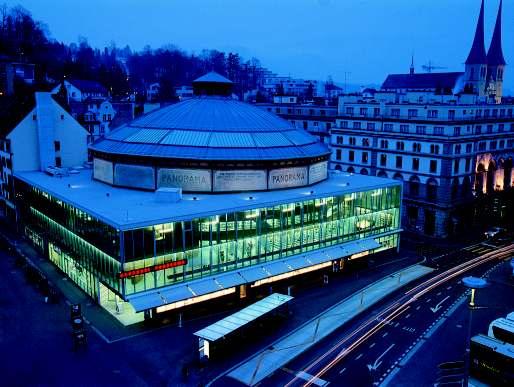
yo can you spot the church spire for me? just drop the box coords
[410,53,415,75]
[465,0,487,65]
[487,0,506,66]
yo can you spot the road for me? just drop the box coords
[258,240,514,387]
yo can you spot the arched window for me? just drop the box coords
[377,170,388,178]
[409,175,420,197]
[335,164,343,172]
[360,168,369,175]
[393,172,404,181]
[347,166,355,173]
[426,178,438,201]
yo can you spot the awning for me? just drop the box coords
[194,293,293,342]
[127,237,382,312]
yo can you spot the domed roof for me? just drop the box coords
[91,96,329,161]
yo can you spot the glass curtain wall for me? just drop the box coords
[123,186,401,294]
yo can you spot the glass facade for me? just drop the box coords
[16,178,401,304]
[122,186,401,295]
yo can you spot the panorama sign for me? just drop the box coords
[268,167,308,189]
[158,168,212,192]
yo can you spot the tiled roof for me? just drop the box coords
[381,72,463,90]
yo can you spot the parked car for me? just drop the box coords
[484,227,507,239]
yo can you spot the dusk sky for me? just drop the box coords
[10,0,514,90]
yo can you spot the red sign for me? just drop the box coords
[118,259,188,279]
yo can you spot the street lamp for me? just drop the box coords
[462,276,488,386]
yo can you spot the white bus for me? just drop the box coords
[488,317,514,345]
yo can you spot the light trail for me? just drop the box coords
[289,244,514,387]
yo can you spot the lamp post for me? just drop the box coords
[462,276,488,386]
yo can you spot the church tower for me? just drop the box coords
[464,0,488,97]
[486,0,506,103]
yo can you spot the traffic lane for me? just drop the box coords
[274,257,503,387]
[321,260,502,386]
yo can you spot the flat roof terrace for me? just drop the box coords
[15,170,399,230]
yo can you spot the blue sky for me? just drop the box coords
[11,0,513,90]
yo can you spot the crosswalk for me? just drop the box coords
[462,243,496,255]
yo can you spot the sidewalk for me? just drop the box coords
[0,223,141,341]
[224,264,434,386]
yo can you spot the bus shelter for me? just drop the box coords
[193,293,293,360]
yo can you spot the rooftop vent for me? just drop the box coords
[156,187,182,203]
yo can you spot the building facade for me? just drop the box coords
[331,97,514,237]
[4,73,402,323]
[257,103,337,144]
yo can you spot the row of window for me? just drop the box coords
[339,121,514,136]
[343,106,514,120]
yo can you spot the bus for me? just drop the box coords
[470,334,514,386]
[488,317,514,345]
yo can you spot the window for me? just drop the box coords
[478,142,486,151]
[492,109,498,118]
[54,141,61,152]
[487,125,493,134]
[416,126,426,135]
[454,159,459,173]
[346,107,354,115]
[465,158,471,171]
[391,108,400,117]
[362,138,370,147]
[484,109,490,118]
[320,110,326,116]
[373,107,380,117]
[499,140,505,149]
[400,124,409,133]
[349,150,354,162]
[412,143,421,153]
[396,141,405,151]
[412,158,420,171]
[366,122,375,131]
[448,110,455,120]
[55,156,62,167]
[360,107,367,116]
[340,121,348,128]
[428,110,438,118]
[60,114,65,120]
[396,156,403,168]
[336,149,342,160]
[353,121,361,129]
[380,154,387,166]
[508,108,513,117]
[499,124,504,132]
[430,144,440,154]
[349,137,356,145]
[434,127,444,135]
[475,125,481,134]
[430,160,437,173]
[409,179,419,197]
[466,144,472,153]
[511,123,514,132]
[380,139,388,149]
[313,121,319,127]
[326,123,331,130]
[427,182,437,201]
[453,127,461,136]
[303,121,308,129]
[336,136,343,145]
[362,152,368,163]
[490,141,497,150]
[384,123,393,132]
[455,144,461,154]
[408,109,418,118]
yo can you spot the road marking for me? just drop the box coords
[367,343,396,371]
[356,353,363,360]
[370,342,376,348]
[430,296,450,313]
[394,322,400,328]
[415,306,421,311]
[426,298,431,303]
[339,367,346,375]
[436,291,442,296]
[405,313,411,319]
[296,371,328,386]
[382,332,389,338]
[446,286,452,290]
